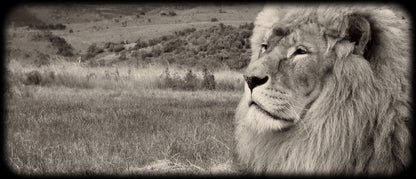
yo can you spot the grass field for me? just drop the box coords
[5,4,252,175]
[5,61,243,175]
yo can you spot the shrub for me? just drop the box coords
[239,22,254,30]
[239,29,251,38]
[160,35,174,41]
[174,28,196,36]
[201,67,216,90]
[158,68,217,91]
[112,44,125,52]
[119,52,128,61]
[183,69,198,90]
[25,70,42,85]
[29,23,66,30]
[55,23,66,30]
[211,18,218,22]
[151,46,162,57]
[104,42,115,49]
[121,21,127,27]
[34,52,50,67]
[162,67,173,87]
[232,41,243,49]
[85,43,104,59]
[48,35,74,56]
[148,38,163,46]
[134,40,148,49]
[141,52,153,59]
[168,11,177,16]
[225,55,250,70]
[163,39,185,53]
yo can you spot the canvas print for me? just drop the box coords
[4,2,411,176]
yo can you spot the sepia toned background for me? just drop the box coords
[4,3,264,175]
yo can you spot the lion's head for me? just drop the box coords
[234,4,411,175]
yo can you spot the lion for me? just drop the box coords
[234,4,411,175]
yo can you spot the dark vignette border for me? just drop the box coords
[0,0,414,179]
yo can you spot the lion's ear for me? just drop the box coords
[342,14,371,56]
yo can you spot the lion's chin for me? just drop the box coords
[241,104,295,132]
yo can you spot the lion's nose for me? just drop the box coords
[243,75,269,92]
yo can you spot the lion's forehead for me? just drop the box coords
[264,23,323,50]
[264,6,372,38]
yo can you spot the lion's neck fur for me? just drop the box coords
[236,55,410,174]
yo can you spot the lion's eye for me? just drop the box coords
[261,44,268,51]
[293,47,309,55]
[259,43,268,57]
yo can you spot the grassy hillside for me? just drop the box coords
[81,22,254,70]
[6,3,262,70]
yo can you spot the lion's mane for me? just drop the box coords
[234,5,411,175]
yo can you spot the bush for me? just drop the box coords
[29,23,66,30]
[112,44,125,52]
[211,18,218,22]
[55,23,66,30]
[158,68,216,91]
[119,52,128,61]
[201,67,216,90]
[25,70,42,85]
[34,52,50,67]
[85,43,104,59]
[225,55,250,70]
[134,40,148,49]
[168,11,177,16]
[47,34,74,56]
[151,46,162,57]
[104,42,115,49]
[163,39,185,53]
[121,21,127,27]
[239,22,254,30]
[183,69,198,90]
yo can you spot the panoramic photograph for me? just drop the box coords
[4,2,411,176]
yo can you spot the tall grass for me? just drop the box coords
[7,60,244,94]
[5,59,244,175]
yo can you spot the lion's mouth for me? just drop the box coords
[249,101,294,122]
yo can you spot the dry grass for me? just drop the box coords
[5,60,243,175]
[7,60,244,92]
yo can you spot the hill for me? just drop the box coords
[6,6,46,27]
[6,3,263,70]
[81,22,254,70]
